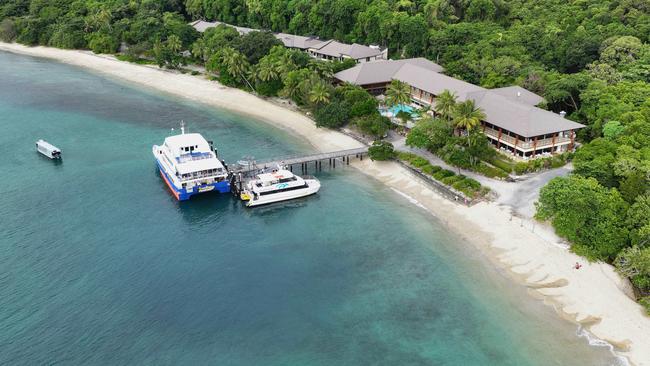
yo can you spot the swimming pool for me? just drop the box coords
[380,104,419,117]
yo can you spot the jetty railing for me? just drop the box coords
[229,147,369,174]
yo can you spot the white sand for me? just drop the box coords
[0,43,362,153]
[3,42,649,365]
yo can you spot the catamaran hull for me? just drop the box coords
[246,179,320,207]
[156,162,230,201]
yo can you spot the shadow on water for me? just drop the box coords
[244,198,313,216]
[35,153,64,167]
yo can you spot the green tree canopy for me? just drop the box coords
[536,175,630,261]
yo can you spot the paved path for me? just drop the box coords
[389,135,573,218]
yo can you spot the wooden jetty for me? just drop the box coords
[228,147,369,195]
[229,147,369,175]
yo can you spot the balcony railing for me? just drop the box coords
[483,127,571,150]
[411,94,433,106]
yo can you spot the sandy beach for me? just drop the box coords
[2,42,649,365]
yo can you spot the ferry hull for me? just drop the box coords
[156,162,230,201]
[246,179,320,207]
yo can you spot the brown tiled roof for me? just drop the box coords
[333,58,444,85]
[309,40,384,60]
[274,33,322,49]
[335,58,584,137]
[465,90,584,137]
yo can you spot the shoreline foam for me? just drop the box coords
[2,42,648,366]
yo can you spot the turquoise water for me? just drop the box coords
[382,104,417,117]
[0,52,619,365]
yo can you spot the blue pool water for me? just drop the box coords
[390,104,415,115]
[0,51,620,365]
[381,104,418,118]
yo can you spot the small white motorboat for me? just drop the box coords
[36,139,61,159]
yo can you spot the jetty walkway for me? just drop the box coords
[229,147,369,175]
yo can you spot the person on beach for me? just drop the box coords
[574,262,582,270]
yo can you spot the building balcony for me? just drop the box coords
[483,126,571,151]
[411,94,433,106]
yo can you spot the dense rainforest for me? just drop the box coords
[1,0,649,309]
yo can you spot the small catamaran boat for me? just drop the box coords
[240,167,320,207]
[152,122,230,200]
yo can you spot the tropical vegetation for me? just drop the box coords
[368,140,396,161]
[398,152,487,199]
[1,0,648,311]
[405,90,497,175]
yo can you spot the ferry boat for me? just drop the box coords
[152,122,230,200]
[240,167,320,207]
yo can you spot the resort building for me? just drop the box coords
[334,59,584,158]
[306,40,387,63]
[333,58,444,94]
[189,20,256,35]
[189,20,387,63]
[275,33,323,50]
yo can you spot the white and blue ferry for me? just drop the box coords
[152,123,230,200]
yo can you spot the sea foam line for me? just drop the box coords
[391,188,630,366]
[390,188,430,212]
[576,325,631,366]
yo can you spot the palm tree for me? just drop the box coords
[435,89,457,123]
[308,81,330,105]
[191,38,206,62]
[308,60,334,80]
[220,47,255,91]
[281,74,303,101]
[256,58,278,82]
[452,100,485,136]
[414,105,432,119]
[85,8,112,32]
[166,35,182,54]
[385,79,411,107]
[274,53,296,78]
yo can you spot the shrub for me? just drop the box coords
[421,165,435,175]
[0,19,17,42]
[87,33,119,54]
[487,156,514,173]
[641,297,650,315]
[191,70,200,76]
[422,165,441,175]
[397,152,413,161]
[410,156,430,168]
[514,162,529,175]
[441,175,463,185]
[433,169,455,180]
[255,79,283,97]
[452,180,472,195]
[314,101,349,128]
[464,178,481,190]
[476,162,509,179]
[355,114,389,138]
[368,140,396,161]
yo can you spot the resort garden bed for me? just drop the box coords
[397,152,489,201]
[486,152,573,176]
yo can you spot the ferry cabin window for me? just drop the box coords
[279,177,297,183]
[259,183,308,196]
